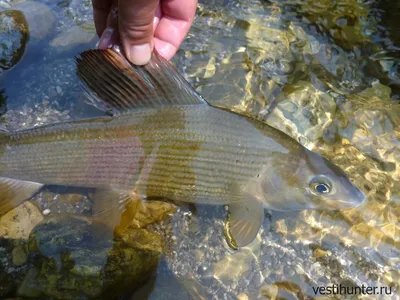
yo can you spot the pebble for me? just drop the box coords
[252,271,264,288]
[56,86,63,95]
[259,284,278,299]
[237,293,249,300]
[11,245,28,266]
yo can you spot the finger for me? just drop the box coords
[92,0,113,37]
[118,0,159,65]
[98,2,120,49]
[98,26,120,49]
[153,5,162,33]
[154,0,197,60]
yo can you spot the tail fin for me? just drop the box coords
[0,178,43,217]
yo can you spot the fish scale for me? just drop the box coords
[1,106,274,192]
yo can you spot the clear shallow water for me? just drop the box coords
[0,0,399,299]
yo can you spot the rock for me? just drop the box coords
[0,10,28,73]
[11,244,28,266]
[116,226,163,254]
[36,190,90,215]
[49,23,96,52]
[264,81,337,147]
[42,208,51,216]
[0,239,29,298]
[12,1,56,40]
[237,293,249,300]
[16,268,43,298]
[58,193,83,206]
[0,264,14,298]
[18,215,162,300]
[4,104,72,131]
[259,284,278,300]
[0,202,43,240]
[117,199,176,232]
[0,1,11,9]
[55,85,62,95]
[273,0,372,50]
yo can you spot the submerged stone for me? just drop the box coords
[11,245,28,266]
[0,10,28,73]
[11,1,55,40]
[0,238,28,298]
[0,202,43,240]
[117,199,177,232]
[0,264,14,298]
[17,215,162,300]
[274,0,373,50]
[49,23,96,52]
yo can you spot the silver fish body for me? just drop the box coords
[0,49,365,247]
[0,104,363,210]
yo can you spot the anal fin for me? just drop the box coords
[225,198,264,249]
[0,177,43,217]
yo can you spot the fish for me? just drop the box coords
[0,49,365,248]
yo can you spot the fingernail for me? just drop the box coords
[98,27,114,49]
[127,44,151,65]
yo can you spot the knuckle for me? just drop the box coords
[120,21,153,42]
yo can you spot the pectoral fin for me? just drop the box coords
[225,199,264,249]
[0,177,43,217]
[92,188,139,231]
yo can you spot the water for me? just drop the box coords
[0,0,399,299]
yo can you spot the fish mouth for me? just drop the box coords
[354,187,367,205]
[336,187,366,209]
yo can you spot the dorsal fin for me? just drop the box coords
[76,49,207,111]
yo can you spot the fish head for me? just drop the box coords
[258,148,366,211]
[301,149,366,210]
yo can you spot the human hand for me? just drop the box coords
[92,0,198,65]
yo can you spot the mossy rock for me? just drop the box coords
[17,215,162,300]
[0,10,29,73]
[0,238,29,299]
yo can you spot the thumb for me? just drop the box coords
[119,0,159,65]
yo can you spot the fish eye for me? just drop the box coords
[314,182,330,194]
[310,176,332,194]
